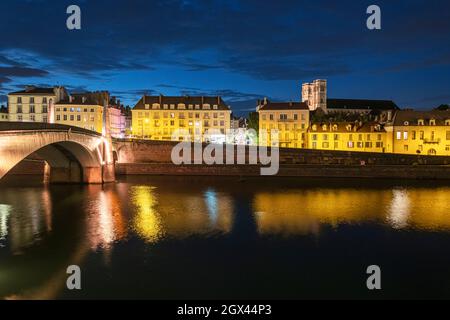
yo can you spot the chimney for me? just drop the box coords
[387,111,393,122]
[159,94,162,105]
[217,96,220,105]
[69,96,74,103]
[263,97,268,104]
[25,85,36,92]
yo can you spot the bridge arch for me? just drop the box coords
[0,123,115,184]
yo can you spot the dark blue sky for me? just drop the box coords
[0,0,449,115]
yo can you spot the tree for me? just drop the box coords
[247,112,259,133]
[435,104,449,111]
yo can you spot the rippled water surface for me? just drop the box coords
[1,176,450,299]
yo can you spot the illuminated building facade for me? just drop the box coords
[257,99,310,148]
[7,86,68,123]
[302,79,327,111]
[307,122,387,153]
[54,91,125,137]
[385,110,450,156]
[131,95,232,142]
[0,107,8,121]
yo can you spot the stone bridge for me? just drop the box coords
[0,122,115,184]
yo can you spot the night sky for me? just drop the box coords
[0,0,449,115]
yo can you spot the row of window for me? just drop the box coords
[56,114,96,122]
[136,112,226,119]
[407,120,450,126]
[400,145,450,153]
[144,104,221,110]
[16,115,48,122]
[262,124,307,130]
[396,131,450,141]
[261,113,307,121]
[311,133,383,141]
[15,106,48,114]
[137,120,226,127]
[312,141,384,149]
[14,97,49,104]
[55,107,97,113]
[137,128,226,136]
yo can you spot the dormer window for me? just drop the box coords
[312,125,317,131]
[430,119,436,126]
[404,121,409,126]
[322,124,327,131]
[418,119,424,126]
[332,124,338,131]
[346,125,352,132]
[445,120,450,126]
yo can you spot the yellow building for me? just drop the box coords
[307,122,387,153]
[385,110,450,156]
[257,99,310,148]
[54,92,108,134]
[132,95,232,142]
[0,106,8,121]
[7,86,67,123]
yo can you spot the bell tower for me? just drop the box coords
[302,79,327,111]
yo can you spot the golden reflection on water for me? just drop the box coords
[253,187,450,235]
[0,189,54,253]
[131,186,164,243]
[130,185,234,242]
[86,186,127,250]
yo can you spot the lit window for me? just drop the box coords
[403,131,408,140]
[396,131,402,140]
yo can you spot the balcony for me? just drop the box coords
[278,119,295,122]
[423,138,440,144]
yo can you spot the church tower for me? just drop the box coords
[302,79,327,111]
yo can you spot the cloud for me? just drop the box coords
[0,66,49,78]
[155,84,265,102]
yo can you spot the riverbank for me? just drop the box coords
[6,159,450,180]
[116,163,450,180]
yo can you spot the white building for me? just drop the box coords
[8,86,68,123]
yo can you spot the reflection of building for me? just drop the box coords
[257,98,310,148]
[130,185,234,242]
[308,122,387,153]
[131,95,232,142]
[7,86,68,123]
[253,187,450,235]
[385,110,450,156]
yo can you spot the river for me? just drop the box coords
[1,176,450,299]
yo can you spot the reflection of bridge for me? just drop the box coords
[0,122,115,184]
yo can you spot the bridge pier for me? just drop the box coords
[45,163,115,184]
